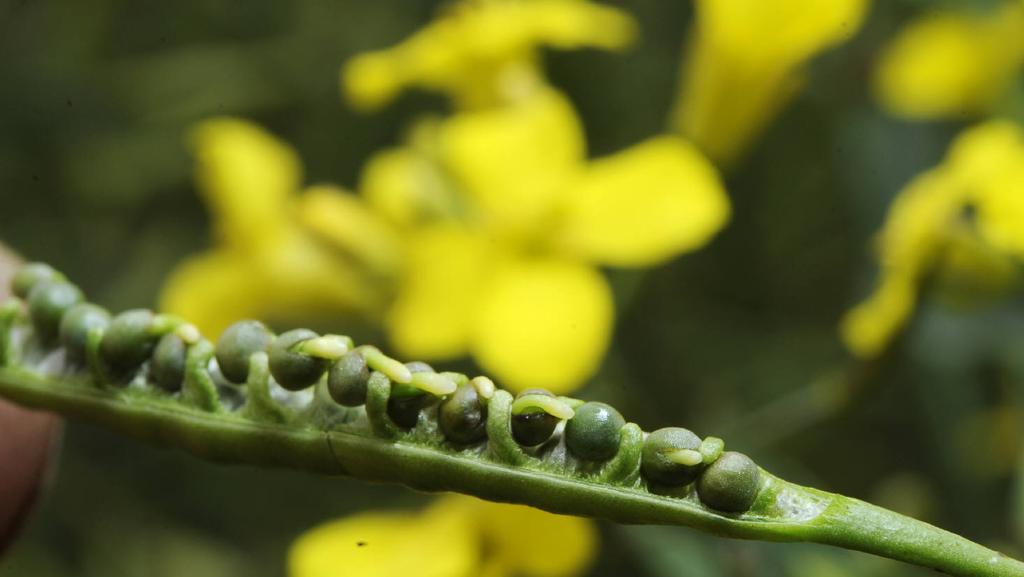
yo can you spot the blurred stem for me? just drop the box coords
[720,351,895,449]
[723,256,942,448]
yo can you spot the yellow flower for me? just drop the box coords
[874,2,1024,120]
[311,88,729,393]
[841,120,1024,358]
[342,0,636,110]
[288,495,596,577]
[672,0,868,164]
[160,118,400,337]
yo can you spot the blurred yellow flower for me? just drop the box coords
[289,495,596,577]
[312,88,729,393]
[342,0,636,110]
[672,0,869,164]
[874,2,1024,120]
[841,120,1024,358]
[160,118,400,337]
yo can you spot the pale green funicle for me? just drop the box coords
[0,263,1022,577]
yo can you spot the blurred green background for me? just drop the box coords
[2,0,1024,575]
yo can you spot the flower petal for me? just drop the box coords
[692,0,867,67]
[189,118,302,248]
[341,0,635,109]
[675,0,867,162]
[159,250,270,338]
[160,234,382,338]
[474,499,597,577]
[359,143,460,227]
[472,257,612,394]
[288,507,477,577]
[874,5,1024,120]
[840,272,916,359]
[438,89,584,235]
[558,135,730,267]
[297,185,403,277]
[947,120,1024,258]
[387,223,489,360]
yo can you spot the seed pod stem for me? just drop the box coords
[666,448,703,466]
[85,326,111,384]
[361,346,412,383]
[150,314,188,338]
[364,371,401,439]
[175,323,201,345]
[408,371,457,396]
[700,436,725,465]
[296,335,353,359]
[1,267,1022,577]
[181,339,221,412]
[0,299,21,366]
[486,390,532,466]
[470,376,495,400]
[597,423,643,484]
[242,352,290,424]
[510,392,574,420]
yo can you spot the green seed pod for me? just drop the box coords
[215,320,273,383]
[150,333,187,392]
[511,389,560,447]
[565,401,625,461]
[100,309,158,373]
[387,362,434,428]
[12,262,62,299]
[269,329,328,391]
[58,303,110,360]
[696,451,761,513]
[439,382,487,444]
[327,351,369,406]
[27,280,83,342]
[641,427,704,486]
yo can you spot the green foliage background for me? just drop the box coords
[1,0,1023,575]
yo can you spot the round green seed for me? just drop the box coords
[511,389,560,447]
[327,351,369,406]
[439,382,487,444]
[100,309,158,373]
[641,427,704,486]
[27,280,83,341]
[565,401,625,461]
[269,328,328,391]
[387,362,434,428]
[696,451,761,513]
[12,263,62,299]
[58,303,110,360]
[215,320,273,383]
[151,333,187,392]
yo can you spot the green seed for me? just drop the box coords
[27,280,83,342]
[511,389,560,446]
[327,351,369,406]
[696,451,761,513]
[151,333,187,392]
[387,362,434,428]
[439,382,487,444]
[215,320,273,383]
[641,427,704,486]
[12,262,62,299]
[269,329,328,391]
[100,309,158,373]
[58,303,110,360]
[565,401,625,461]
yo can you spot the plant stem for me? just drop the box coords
[1,366,1021,576]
